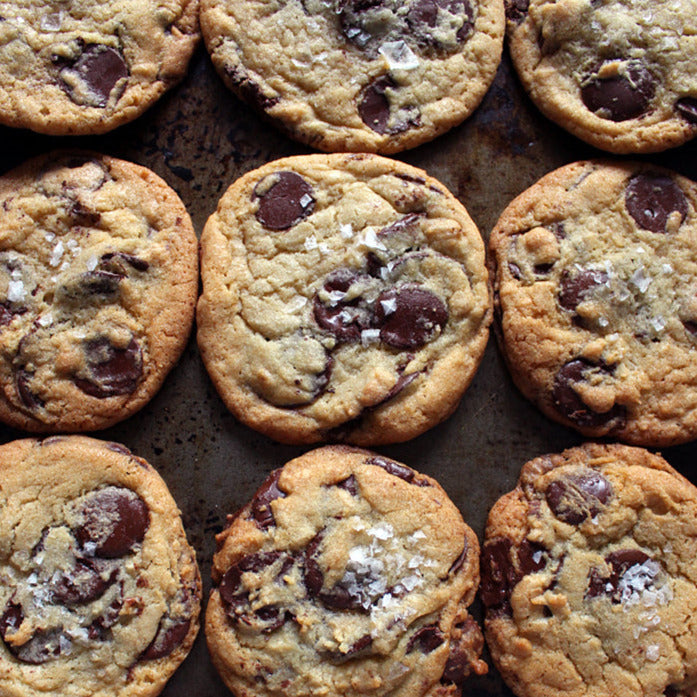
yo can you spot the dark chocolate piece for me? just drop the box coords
[676,97,697,124]
[250,469,286,530]
[558,268,608,311]
[140,616,191,659]
[61,45,128,108]
[625,173,688,234]
[253,172,315,230]
[407,624,444,654]
[73,337,142,398]
[581,61,655,121]
[545,468,613,525]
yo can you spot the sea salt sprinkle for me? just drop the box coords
[618,559,672,607]
[379,41,420,71]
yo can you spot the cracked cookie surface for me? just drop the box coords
[0,151,198,432]
[481,442,697,697]
[0,435,201,697]
[197,153,491,445]
[490,160,697,447]
[200,0,504,153]
[206,445,486,697]
[0,0,199,135]
[505,0,697,153]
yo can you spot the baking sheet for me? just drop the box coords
[2,44,697,697]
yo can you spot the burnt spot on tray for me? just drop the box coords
[625,173,688,234]
[74,486,149,557]
[73,337,143,398]
[552,359,627,430]
[253,171,315,230]
[545,468,613,525]
[581,61,655,122]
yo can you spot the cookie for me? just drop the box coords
[0,435,201,697]
[206,445,487,697]
[200,0,504,153]
[0,151,198,432]
[0,0,199,135]
[481,442,697,697]
[489,159,697,447]
[197,153,491,445]
[505,0,697,153]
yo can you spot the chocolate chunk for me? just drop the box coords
[73,337,142,398]
[480,538,517,613]
[586,549,652,601]
[365,456,415,482]
[558,268,608,311]
[6,628,68,664]
[545,468,613,525]
[336,475,359,496]
[552,359,627,430]
[69,201,101,228]
[377,213,421,239]
[250,469,286,530]
[0,601,23,640]
[625,173,688,234]
[50,560,115,604]
[676,97,697,124]
[407,0,474,43]
[407,625,444,654]
[441,616,485,684]
[62,45,129,108]
[325,634,373,663]
[57,270,123,304]
[581,62,655,121]
[303,534,324,597]
[75,486,149,557]
[447,543,468,576]
[100,252,149,273]
[313,269,372,342]
[382,371,419,403]
[375,286,448,349]
[359,76,392,134]
[219,551,291,632]
[140,616,191,660]
[0,301,25,327]
[87,592,124,640]
[508,261,522,280]
[505,0,529,23]
[253,172,315,230]
[224,64,280,112]
[16,370,44,410]
[517,539,547,575]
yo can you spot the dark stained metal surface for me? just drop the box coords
[2,43,697,697]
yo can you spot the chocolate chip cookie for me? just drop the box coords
[0,435,201,697]
[206,445,487,697]
[0,0,199,135]
[506,0,697,153]
[490,159,697,447]
[200,0,504,153]
[482,442,697,697]
[0,151,198,432]
[197,153,491,445]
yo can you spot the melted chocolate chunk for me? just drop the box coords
[676,97,697,124]
[57,270,122,304]
[505,0,529,23]
[581,62,655,121]
[0,601,23,640]
[375,286,448,349]
[75,486,149,557]
[508,261,522,280]
[225,64,281,111]
[62,45,129,108]
[250,469,286,530]
[625,173,688,234]
[558,268,608,311]
[481,538,545,615]
[69,201,101,228]
[313,269,373,343]
[365,456,415,482]
[586,549,652,601]
[141,616,191,660]
[358,76,420,135]
[100,252,149,273]
[219,551,291,632]
[253,171,315,230]
[377,213,421,239]
[303,534,324,597]
[447,543,468,576]
[407,625,444,653]
[552,359,627,430]
[441,616,485,684]
[74,337,142,398]
[382,371,419,403]
[325,634,373,663]
[16,370,44,410]
[50,560,115,604]
[336,475,359,496]
[87,592,123,640]
[545,468,613,525]
[406,0,474,43]
[6,628,68,664]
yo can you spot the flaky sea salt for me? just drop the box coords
[646,645,660,662]
[340,223,354,239]
[361,227,387,252]
[380,297,397,316]
[50,240,64,267]
[379,41,420,70]
[6,280,24,302]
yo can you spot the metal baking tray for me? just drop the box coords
[2,44,697,697]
